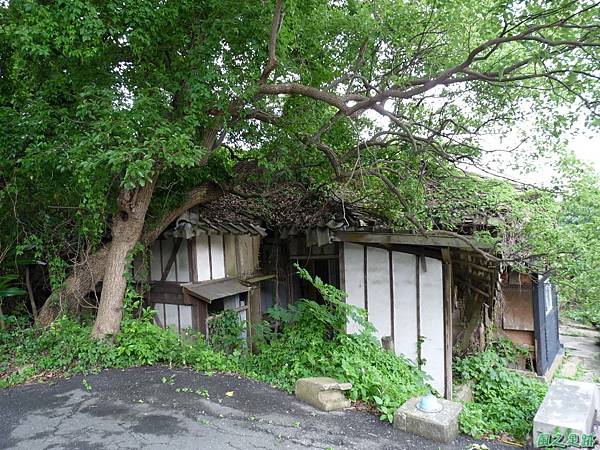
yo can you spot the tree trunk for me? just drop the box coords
[36,184,221,328]
[91,181,156,339]
[37,247,109,327]
[25,266,38,321]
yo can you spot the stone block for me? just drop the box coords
[394,396,463,443]
[294,377,352,411]
[533,379,599,448]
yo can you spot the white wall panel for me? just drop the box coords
[161,237,177,282]
[392,251,418,362]
[195,235,211,282]
[150,241,162,281]
[343,243,365,334]
[366,247,391,340]
[165,303,179,330]
[419,256,445,395]
[210,235,225,279]
[179,305,193,330]
[176,239,190,282]
[154,303,165,327]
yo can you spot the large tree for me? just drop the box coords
[1,0,599,338]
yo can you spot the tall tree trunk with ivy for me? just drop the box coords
[91,182,156,339]
[36,185,220,328]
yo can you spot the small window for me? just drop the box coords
[154,302,193,333]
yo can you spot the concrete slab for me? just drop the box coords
[294,377,352,412]
[394,396,462,443]
[533,379,599,448]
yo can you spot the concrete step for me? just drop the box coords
[533,379,599,448]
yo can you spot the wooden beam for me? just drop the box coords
[451,259,496,273]
[161,238,183,281]
[332,231,492,250]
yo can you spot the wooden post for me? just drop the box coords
[442,248,453,400]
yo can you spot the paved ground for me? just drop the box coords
[558,323,600,449]
[0,366,514,450]
[559,323,600,384]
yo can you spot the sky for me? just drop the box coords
[569,132,600,172]
[475,122,600,187]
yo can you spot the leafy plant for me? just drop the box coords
[247,266,428,422]
[208,309,246,354]
[0,287,237,387]
[454,341,548,441]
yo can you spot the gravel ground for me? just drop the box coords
[0,366,516,450]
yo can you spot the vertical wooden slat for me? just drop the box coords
[442,247,453,399]
[338,242,346,292]
[249,287,261,352]
[224,235,238,277]
[207,235,213,279]
[363,245,368,314]
[197,301,208,338]
[389,250,394,345]
[188,238,197,282]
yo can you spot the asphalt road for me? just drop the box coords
[0,366,514,450]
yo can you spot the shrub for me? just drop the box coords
[208,309,246,354]
[454,341,548,441]
[0,288,236,387]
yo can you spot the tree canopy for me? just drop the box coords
[1,0,599,334]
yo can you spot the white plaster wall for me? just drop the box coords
[392,251,418,362]
[176,240,190,282]
[150,240,162,281]
[366,246,391,340]
[210,235,226,279]
[179,305,193,330]
[165,303,179,330]
[161,238,176,281]
[195,235,211,281]
[343,243,365,334]
[154,303,165,327]
[419,256,445,395]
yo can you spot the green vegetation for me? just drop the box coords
[1,272,427,423]
[248,267,428,422]
[0,290,237,389]
[454,340,548,441]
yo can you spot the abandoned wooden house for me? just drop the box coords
[448,216,562,379]
[142,189,561,398]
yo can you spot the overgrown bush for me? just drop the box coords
[0,289,237,387]
[454,340,548,441]
[208,309,246,354]
[246,267,428,422]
